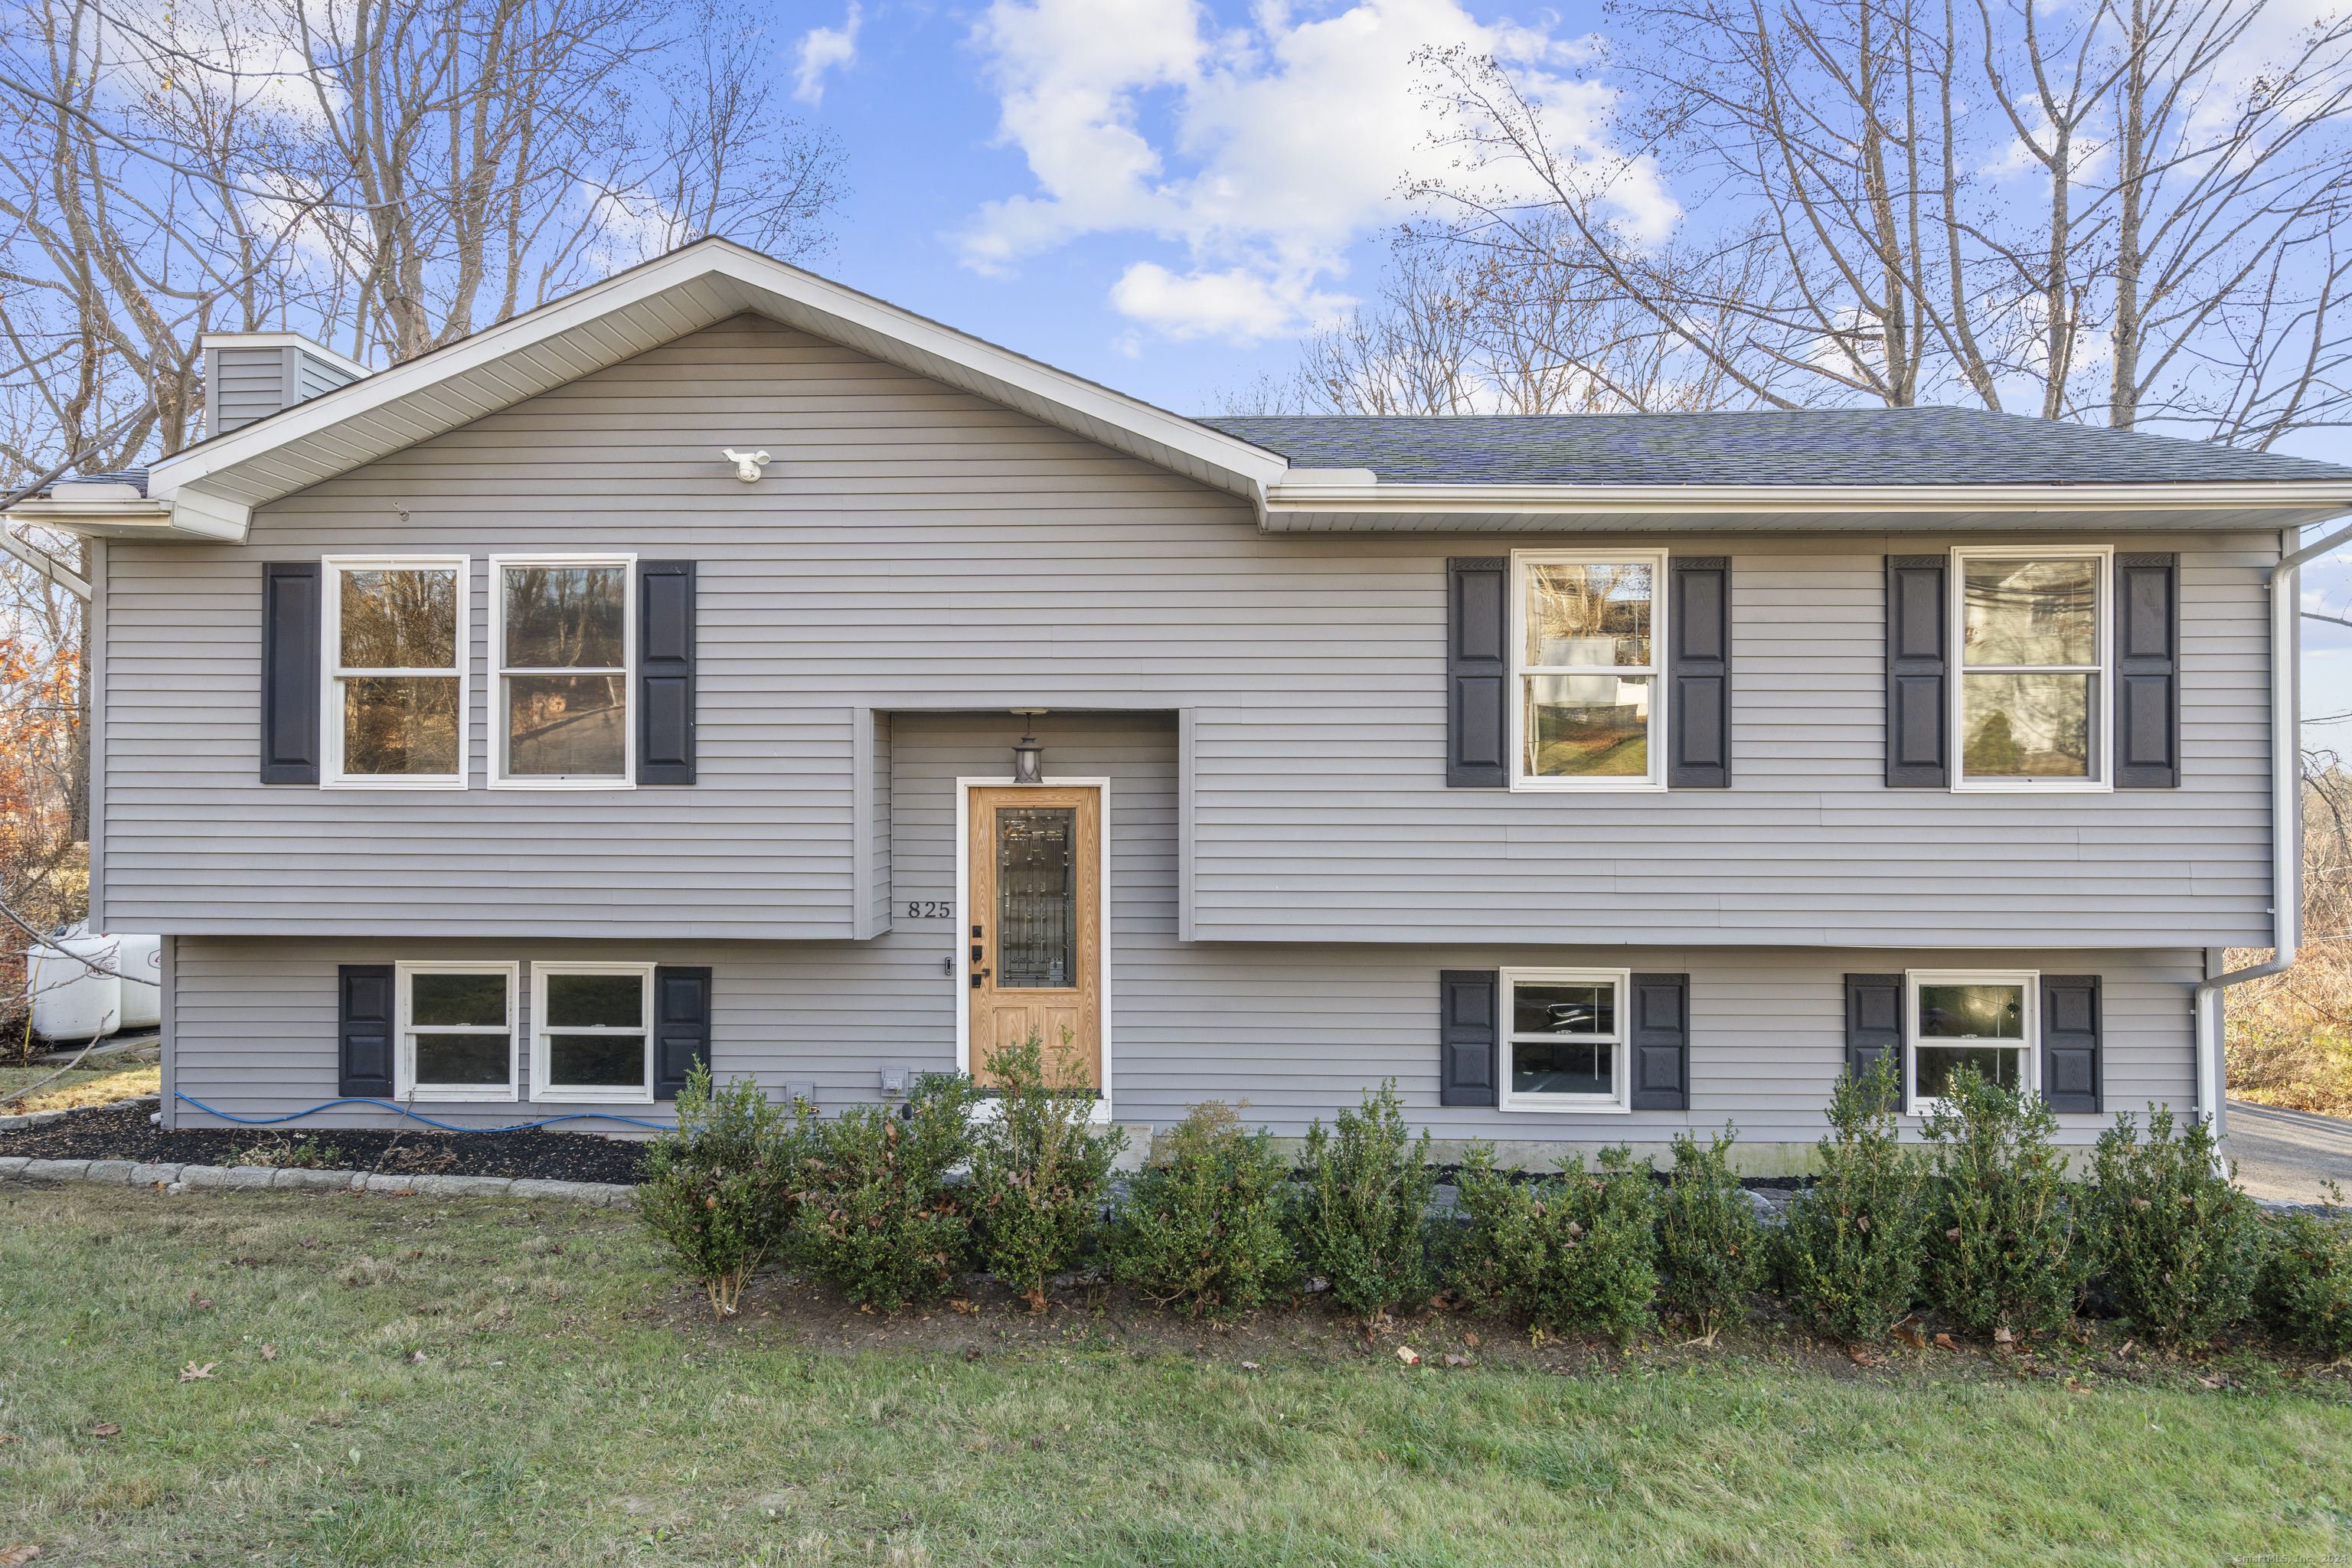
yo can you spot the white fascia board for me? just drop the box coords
[152,239,1290,512]
[2,495,243,543]
[198,332,374,381]
[1263,479,2352,514]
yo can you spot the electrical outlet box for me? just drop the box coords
[785,1082,815,1108]
[879,1066,909,1096]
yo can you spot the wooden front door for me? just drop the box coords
[967,786,1101,1092]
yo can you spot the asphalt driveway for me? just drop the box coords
[2226,1100,2352,1206]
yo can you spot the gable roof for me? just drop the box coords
[142,237,1289,540]
[1203,410,2352,487]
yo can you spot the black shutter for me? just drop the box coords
[1670,557,1731,788]
[1886,555,1949,787]
[261,562,321,784]
[639,560,697,786]
[1845,973,1904,1100]
[2115,554,2179,789]
[1439,970,1499,1106]
[1446,558,1509,787]
[2041,974,2102,1112]
[652,965,712,1100]
[1628,972,1689,1110]
[338,963,394,1099]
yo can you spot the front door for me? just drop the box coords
[967,786,1101,1092]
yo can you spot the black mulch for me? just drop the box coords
[0,1101,648,1185]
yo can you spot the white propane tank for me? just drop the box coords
[26,929,122,1043]
[114,934,162,1030]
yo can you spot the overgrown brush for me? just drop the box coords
[792,1072,982,1312]
[2080,1106,2262,1348]
[968,1034,1126,1310]
[1654,1127,1763,1342]
[1110,1101,1296,1317]
[1452,1143,1658,1345]
[1775,1061,1930,1344]
[637,1064,805,1317]
[1919,1065,2086,1338]
[2257,1197,2352,1357]
[1293,1080,1435,1326]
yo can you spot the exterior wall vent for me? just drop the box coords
[201,333,371,437]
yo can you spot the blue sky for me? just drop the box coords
[777,0,2352,730]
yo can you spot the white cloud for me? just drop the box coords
[960,0,1648,346]
[794,4,862,106]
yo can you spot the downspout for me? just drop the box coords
[2193,518,2352,1138]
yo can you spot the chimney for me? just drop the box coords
[201,333,371,437]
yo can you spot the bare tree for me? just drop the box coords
[1408,0,2352,446]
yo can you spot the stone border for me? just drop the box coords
[0,1153,634,1207]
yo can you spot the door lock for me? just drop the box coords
[970,968,991,990]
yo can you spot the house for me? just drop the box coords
[19,237,2352,1171]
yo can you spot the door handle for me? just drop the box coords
[970,968,991,989]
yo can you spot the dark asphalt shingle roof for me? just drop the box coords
[1195,408,2352,487]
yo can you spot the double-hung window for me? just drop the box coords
[1955,547,2110,789]
[492,556,634,787]
[1500,968,1632,1112]
[1907,969,2037,1112]
[324,557,468,787]
[395,962,518,1100]
[1511,551,1665,790]
[530,962,655,1102]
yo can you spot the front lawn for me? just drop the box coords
[2,1183,2348,1566]
[0,1063,159,1115]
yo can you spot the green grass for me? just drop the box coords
[0,1062,159,1112]
[3,1186,2350,1566]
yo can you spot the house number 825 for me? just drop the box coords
[904,901,952,919]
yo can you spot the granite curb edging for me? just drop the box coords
[0,1152,635,1207]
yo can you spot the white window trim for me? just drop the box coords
[394,960,518,1102]
[321,554,471,790]
[488,553,638,790]
[1498,966,1635,1114]
[1949,544,2113,794]
[1508,549,1670,792]
[528,961,656,1104]
[1905,968,2039,1117]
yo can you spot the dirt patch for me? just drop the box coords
[0,1100,648,1184]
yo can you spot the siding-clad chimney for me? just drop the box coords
[201,333,371,437]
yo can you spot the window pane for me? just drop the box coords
[1513,1039,1613,1096]
[1916,1044,2024,1099]
[1963,558,2096,666]
[412,972,510,1027]
[1962,672,2090,777]
[413,1031,510,1086]
[1525,563,1652,667]
[343,676,460,776]
[1917,983,2024,1039]
[1524,675,1651,778]
[507,675,626,776]
[998,805,1075,988]
[548,1032,645,1088]
[340,569,457,669]
[546,972,642,1029]
[505,566,625,668]
[1513,982,1615,1037]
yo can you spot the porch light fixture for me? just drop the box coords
[1010,709,1046,784]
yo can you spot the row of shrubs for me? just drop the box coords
[639,1042,2352,1356]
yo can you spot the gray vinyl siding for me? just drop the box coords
[165,714,2194,1142]
[204,345,292,434]
[295,350,359,403]
[110,312,2275,950]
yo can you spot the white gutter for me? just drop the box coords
[1259,477,2352,518]
[2193,516,2352,1141]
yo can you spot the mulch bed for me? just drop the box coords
[0,1100,648,1185]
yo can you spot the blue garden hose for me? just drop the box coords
[170,1091,668,1134]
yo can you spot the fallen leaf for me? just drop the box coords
[260,1345,278,1362]
[178,1362,216,1383]
[90,1424,119,1438]
[2117,1339,2136,1358]
[0,1544,41,1566]
[1893,1318,1928,1350]
[0,1436,18,1445]
[2196,1374,2223,1390]
[1933,1333,1958,1351]
[1396,1346,1422,1367]
[185,1292,214,1311]
[949,1298,977,1315]
[963,1349,982,1364]
[1992,1327,2014,1345]
[1845,1344,1883,1369]
[408,1351,426,1366]
[1443,1354,1472,1368]
[1464,1332,1481,1349]
[1240,1361,1262,1371]
[2064,1377,2089,1393]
